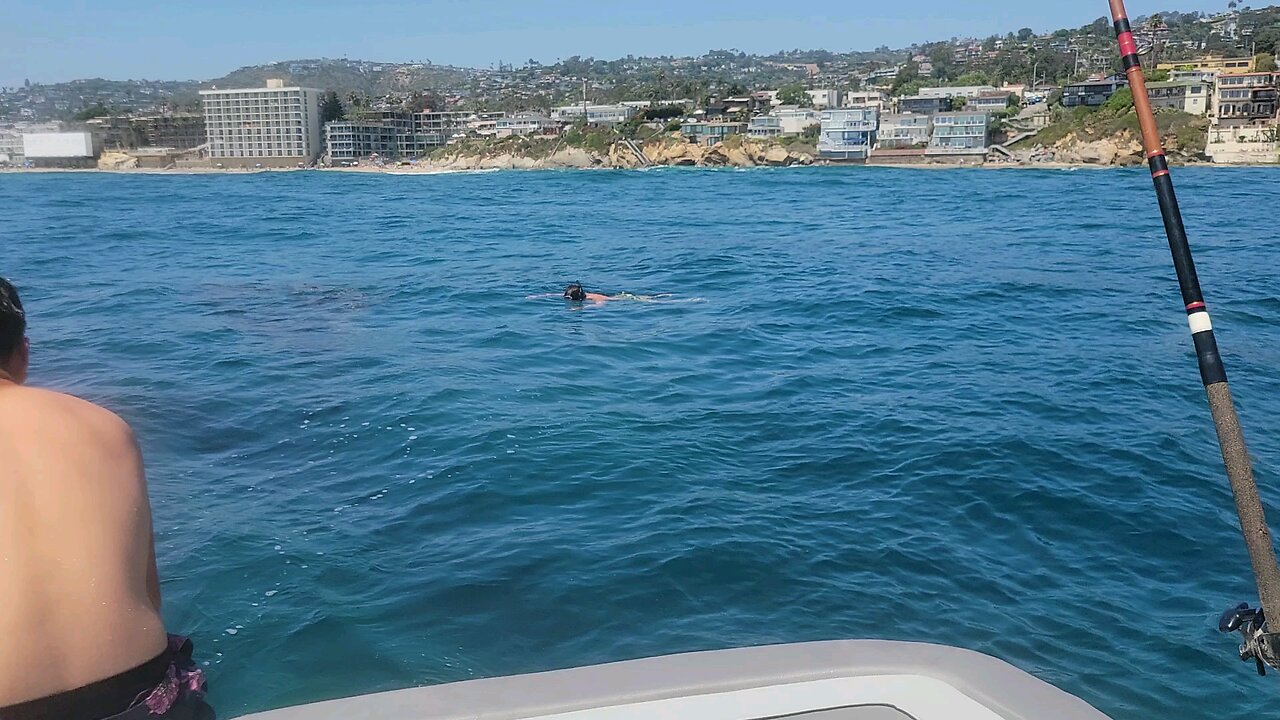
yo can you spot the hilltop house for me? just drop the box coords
[1063,74,1128,108]
[898,95,951,116]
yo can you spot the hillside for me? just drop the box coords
[205,59,478,96]
[4,3,1279,121]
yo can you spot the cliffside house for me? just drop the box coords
[1146,80,1213,116]
[969,92,1014,114]
[681,121,748,146]
[817,107,878,160]
[496,113,559,137]
[926,112,989,157]
[878,114,932,149]
[1213,72,1279,129]
[1063,74,1128,108]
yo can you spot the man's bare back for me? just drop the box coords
[0,278,199,717]
[0,382,168,706]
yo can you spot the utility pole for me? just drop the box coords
[582,78,588,128]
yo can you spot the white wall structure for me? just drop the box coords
[23,131,96,158]
[1206,126,1280,164]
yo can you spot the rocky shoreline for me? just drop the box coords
[996,130,1206,167]
[406,135,817,172]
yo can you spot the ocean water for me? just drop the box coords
[3,167,1279,719]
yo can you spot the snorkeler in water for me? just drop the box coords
[562,283,615,303]
[527,284,692,304]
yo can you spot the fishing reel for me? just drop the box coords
[1220,603,1280,676]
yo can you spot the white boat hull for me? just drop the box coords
[239,640,1110,720]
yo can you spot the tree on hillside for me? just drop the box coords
[890,62,921,95]
[1257,27,1280,55]
[1257,53,1279,73]
[926,44,956,81]
[895,80,924,97]
[71,103,113,121]
[319,91,345,124]
[777,84,810,106]
[406,91,442,113]
[953,71,992,87]
[644,105,685,121]
[1017,27,1035,42]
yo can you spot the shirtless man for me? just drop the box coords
[0,278,209,720]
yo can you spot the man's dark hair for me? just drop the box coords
[0,277,26,360]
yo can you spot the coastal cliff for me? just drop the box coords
[414,133,815,171]
[1005,104,1210,167]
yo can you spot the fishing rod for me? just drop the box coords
[1106,0,1280,675]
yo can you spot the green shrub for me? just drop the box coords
[1101,88,1134,114]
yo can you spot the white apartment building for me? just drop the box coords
[200,79,323,167]
[0,127,25,165]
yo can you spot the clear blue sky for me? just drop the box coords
[4,0,1217,87]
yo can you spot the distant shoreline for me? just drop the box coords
[0,161,1275,176]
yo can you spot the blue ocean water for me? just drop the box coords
[3,167,1279,719]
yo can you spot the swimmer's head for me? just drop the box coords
[564,284,586,302]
